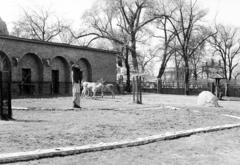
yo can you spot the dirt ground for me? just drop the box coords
[1,94,240,164]
[13,127,240,165]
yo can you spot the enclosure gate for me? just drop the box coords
[0,70,12,120]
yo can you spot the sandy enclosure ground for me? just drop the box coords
[13,127,240,165]
[1,94,240,164]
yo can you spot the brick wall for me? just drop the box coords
[0,36,117,96]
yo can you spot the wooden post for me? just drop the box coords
[133,77,135,103]
[136,76,139,103]
[139,76,142,104]
[215,78,219,98]
[133,76,143,104]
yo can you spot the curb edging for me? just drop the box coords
[1,123,240,164]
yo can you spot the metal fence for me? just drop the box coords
[142,80,240,97]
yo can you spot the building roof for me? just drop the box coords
[0,35,119,55]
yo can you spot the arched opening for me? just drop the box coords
[19,53,43,95]
[51,56,70,94]
[0,51,11,86]
[77,58,92,82]
[0,51,11,72]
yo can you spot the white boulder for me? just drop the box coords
[197,91,220,107]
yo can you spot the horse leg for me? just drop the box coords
[111,90,115,99]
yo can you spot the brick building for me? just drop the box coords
[0,35,117,97]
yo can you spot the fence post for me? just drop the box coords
[133,77,135,103]
[133,76,142,104]
[137,76,139,103]
[139,76,142,104]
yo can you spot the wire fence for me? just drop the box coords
[6,79,240,98]
[142,80,240,97]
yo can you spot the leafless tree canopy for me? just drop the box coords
[208,24,240,81]
[75,0,167,72]
[163,0,214,94]
[8,0,240,95]
[12,8,69,42]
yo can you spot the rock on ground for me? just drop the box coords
[197,91,220,107]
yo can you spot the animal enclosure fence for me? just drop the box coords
[142,79,240,97]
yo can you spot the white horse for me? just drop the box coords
[82,80,115,99]
[81,81,104,99]
[81,81,91,97]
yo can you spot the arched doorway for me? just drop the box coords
[51,56,70,94]
[0,51,12,119]
[0,51,11,73]
[19,53,43,95]
[0,51,11,88]
[77,58,92,82]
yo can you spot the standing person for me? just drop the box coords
[71,64,82,108]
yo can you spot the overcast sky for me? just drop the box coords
[0,0,240,32]
[0,0,96,30]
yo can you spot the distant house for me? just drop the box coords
[161,67,185,82]
[201,59,224,79]
[161,58,224,82]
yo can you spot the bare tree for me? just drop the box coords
[75,0,166,72]
[149,0,177,80]
[12,8,69,42]
[71,0,164,91]
[137,48,158,74]
[165,0,213,95]
[116,0,163,72]
[208,24,240,81]
[76,1,133,92]
[173,50,184,87]
[59,27,77,44]
[189,36,206,81]
[154,18,176,80]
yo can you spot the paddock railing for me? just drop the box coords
[142,80,240,97]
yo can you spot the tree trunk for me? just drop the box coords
[157,50,168,79]
[174,53,180,88]
[157,62,166,79]
[131,33,138,72]
[193,69,197,81]
[184,60,190,95]
[224,81,229,97]
[124,48,131,93]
